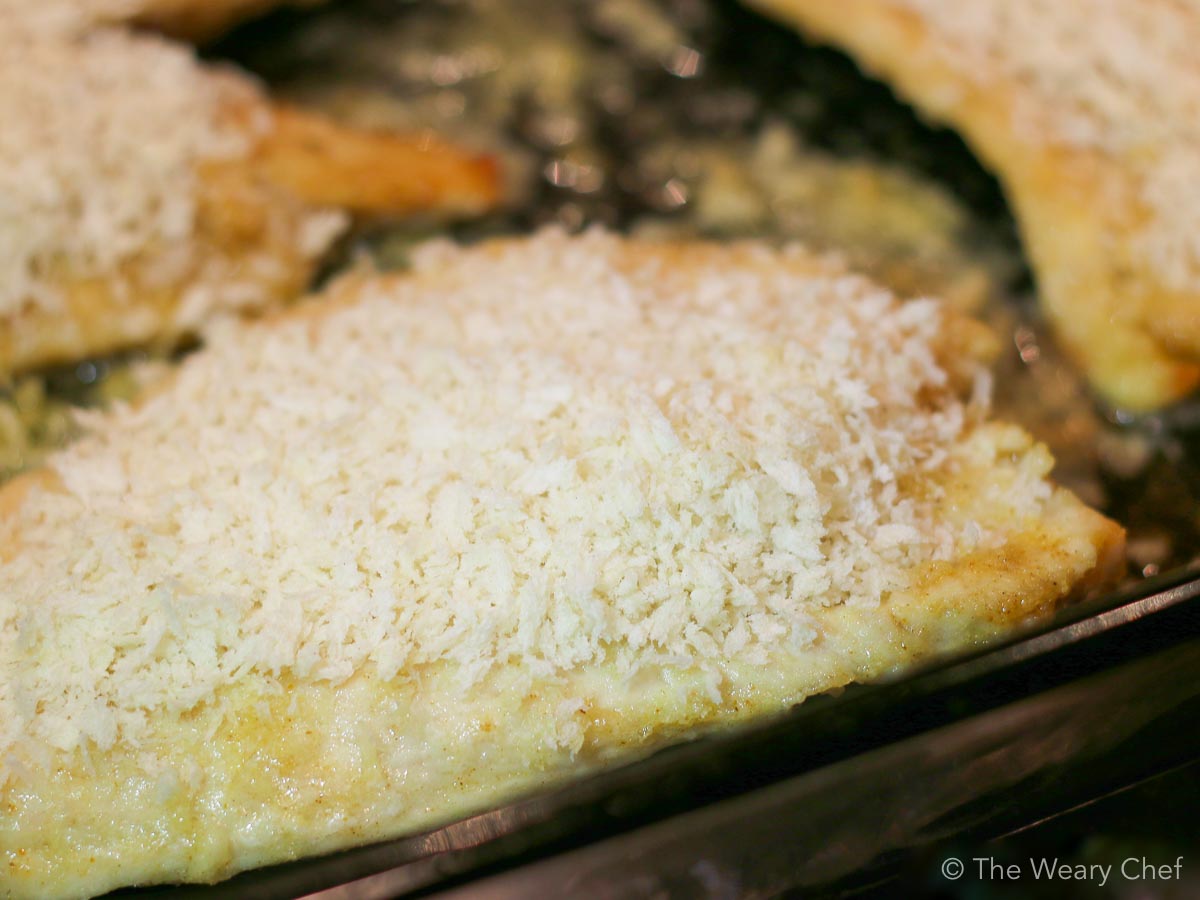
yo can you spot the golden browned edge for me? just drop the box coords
[125,0,328,42]
[0,92,499,380]
[260,105,501,217]
[0,237,1125,899]
[746,0,1200,412]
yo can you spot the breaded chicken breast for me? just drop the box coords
[0,28,498,378]
[746,0,1200,411]
[0,0,325,40]
[0,229,1122,898]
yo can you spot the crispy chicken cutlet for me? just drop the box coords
[0,230,1123,898]
[0,28,498,378]
[746,0,1200,411]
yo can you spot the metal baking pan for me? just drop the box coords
[115,568,1200,898]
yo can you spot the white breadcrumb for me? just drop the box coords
[0,229,1014,767]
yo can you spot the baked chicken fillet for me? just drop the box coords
[0,230,1123,899]
[747,0,1200,411]
[0,28,498,378]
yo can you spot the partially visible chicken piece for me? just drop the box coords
[0,28,499,378]
[0,0,327,41]
[746,0,1200,411]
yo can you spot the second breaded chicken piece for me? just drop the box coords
[0,28,498,378]
[747,0,1200,411]
[1,229,1122,898]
